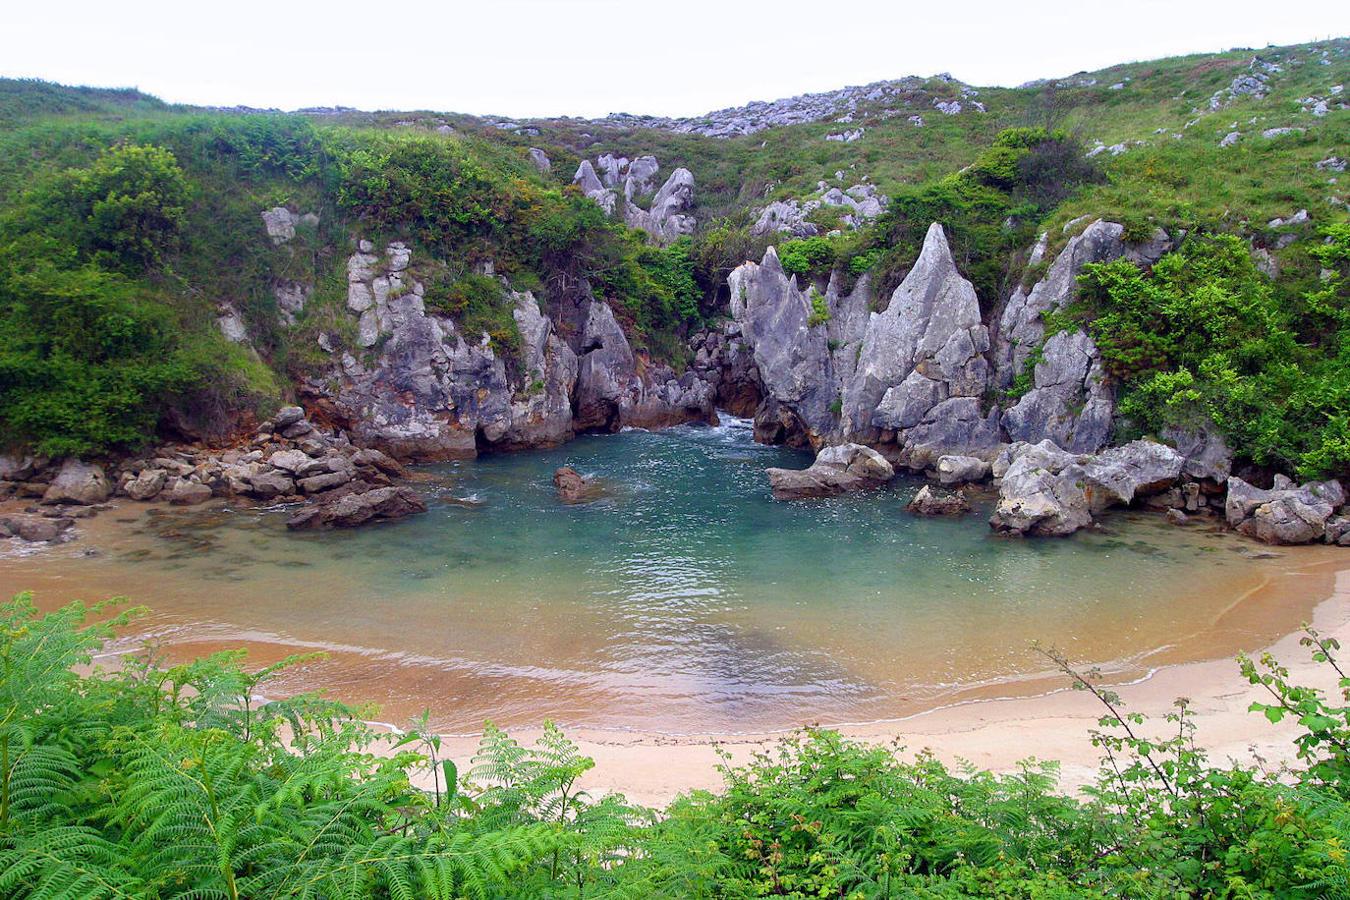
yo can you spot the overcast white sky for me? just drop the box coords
[3,1,1346,118]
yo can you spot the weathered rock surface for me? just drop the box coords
[726,248,844,445]
[936,455,991,485]
[552,466,599,503]
[42,460,110,506]
[0,514,75,543]
[285,485,427,530]
[314,241,707,459]
[989,441,1093,536]
[907,484,971,516]
[765,443,894,499]
[572,297,715,433]
[1225,476,1346,544]
[573,156,696,243]
[990,439,1184,536]
[843,223,997,465]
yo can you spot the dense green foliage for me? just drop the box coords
[6,594,1350,897]
[1071,226,1350,476]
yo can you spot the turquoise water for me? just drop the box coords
[2,417,1322,733]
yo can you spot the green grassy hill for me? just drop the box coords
[0,37,1346,472]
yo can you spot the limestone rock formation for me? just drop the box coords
[572,156,696,243]
[527,147,552,173]
[314,241,589,459]
[571,296,715,433]
[766,443,895,499]
[990,439,1185,536]
[842,223,997,466]
[989,441,1093,536]
[729,246,842,447]
[936,455,990,485]
[1225,476,1346,544]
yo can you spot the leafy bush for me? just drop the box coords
[778,235,836,276]
[1075,231,1350,476]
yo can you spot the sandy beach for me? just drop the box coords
[420,566,1350,808]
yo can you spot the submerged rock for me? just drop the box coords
[553,466,594,503]
[907,484,971,516]
[766,443,894,499]
[0,514,75,543]
[286,485,427,530]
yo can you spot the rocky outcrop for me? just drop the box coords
[751,184,888,237]
[260,207,318,245]
[573,156,696,243]
[906,484,970,516]
[1002,329,1114,453]
[42,460,111,505]
[990,439,1184,536]
[726,248,844,446]
[994,221,1174,452]
[989,441,1093,536]
[1225,476,1346,544]
[601,74,979,138]
[843,223,998,467]
[527,147,552,173]
[571,297,715,432]
[285,485,427,530]
[766,443,894,499]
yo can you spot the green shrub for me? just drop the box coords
[778,235,835,276]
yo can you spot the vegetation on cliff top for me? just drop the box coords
[0,37,1346,473]
[5,593,1350,897]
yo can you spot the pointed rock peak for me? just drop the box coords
[573,160,603,194]
[915,222,956,270]
[760,245,785,275]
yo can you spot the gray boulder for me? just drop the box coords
[1161,423,1232,482]
[907,484,971,516]
[1,515,75,543]
[124,468,168,501]
[1225,476,1345,544]
[285,486,427,530]
[1081,440,1185,509]
[527,147,552,173]
[42,460,110,505]
[937,455,991,485]
[766,443,894,499]
[989,441,1092,536]
[167,479,213,506]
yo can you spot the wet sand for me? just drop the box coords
[428,566,1350,808]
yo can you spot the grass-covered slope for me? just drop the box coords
[6,593,1350,898]
[0,37,1346,473]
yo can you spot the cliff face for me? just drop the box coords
[711,219,1182,470]
[298,240,714,461]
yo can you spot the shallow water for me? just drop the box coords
[2,417,1341,733]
